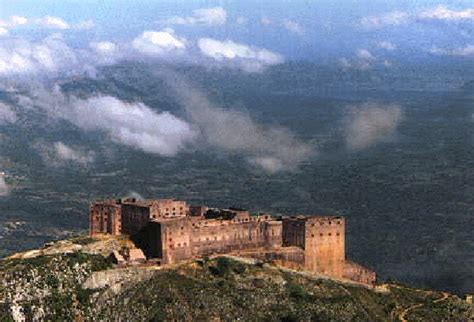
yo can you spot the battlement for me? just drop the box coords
[89,197,375,285]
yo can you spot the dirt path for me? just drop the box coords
[396,289,450,321]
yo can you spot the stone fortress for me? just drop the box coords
[90,198,376,285]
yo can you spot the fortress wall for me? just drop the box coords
[282,218,306,248]
[160,218,192,264]
[132,222,163,259]
[121,204,151,236]
[233,247,305,270]
[304,217,345,278]
[264,221,283,248]
[159,215,283,264]
[149,200,188,219]
[343,260,376,285]
[90,202,122,236]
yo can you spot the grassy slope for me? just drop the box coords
[0,238,471,321]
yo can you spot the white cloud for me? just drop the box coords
[166,7,227,26]
[360,10,410,29]
[0,15,28,27]
[90,41,121,63]
[63,95,196,156]
[10,15,28,26]
[198,38,283,71]
[360,5,474,29]
[168,78,313,172]
[282,19,304,35]
[0,27,8,36]
[0,34,85,76]
[344,103,403,150]
[357,49,375,61]
[35,141,95,167]
[340,49,380,70]
[419,5,474,20]
[132,30,186,56]
[0,102,17,124]
[36,16,70,29]
[17,84,196,157]
[90,41,117,55]
[429,45,474,56]
[53,142,95,165]
[377,41,396,50]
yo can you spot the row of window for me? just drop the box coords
[310,232,341,237]
[310,220,341,227]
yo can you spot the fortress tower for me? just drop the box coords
[283,216,345,278]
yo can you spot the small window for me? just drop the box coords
[328,233,332,236]
[169,238,172,242]
[311,234,314,237]
[320,233,323,237]
[336,232,340,236]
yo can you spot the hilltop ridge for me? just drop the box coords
[1,235,472,321]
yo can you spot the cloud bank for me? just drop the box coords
[360,5,474,29]
[165,7,227,26]
[36,141,95,166]
[166,77,313,172]
[344,103,403,150]
[0,34,90,77]
[0,102,18,124]
[67,96,196,156]
[132,29,186,56]
[198,38,283,72]
[430,45,474,57]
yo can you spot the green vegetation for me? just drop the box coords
[0,252,471,321]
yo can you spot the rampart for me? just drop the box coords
[90,198,376,285]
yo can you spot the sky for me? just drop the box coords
[0,1,472,172]
[0,0,473,67]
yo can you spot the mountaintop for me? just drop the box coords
[1,235,472,321]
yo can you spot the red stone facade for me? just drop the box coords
[90,198,376,285]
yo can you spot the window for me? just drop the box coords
[329,221,332,225]
[328,233,332,236]
[169,238,172,242]
[311,234,314,237]
[320,233,323,237]
[336,232,340,236]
